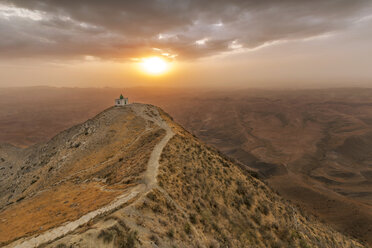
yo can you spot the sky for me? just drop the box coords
[0,0,372,88]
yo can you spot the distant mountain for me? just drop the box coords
[0,104,364,247]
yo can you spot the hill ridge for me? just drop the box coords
[2,104,174,247]
[0,103,366,248]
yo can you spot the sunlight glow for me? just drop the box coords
[140,57,169,75]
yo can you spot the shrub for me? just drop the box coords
[299,239,310,248]
[277,227,290,241]
[167,229,174,239]
[189,213,197,224]
[211,222,221,234]
[243,195,253,209]
[150,234,159,245]
[252,211,262,225]
[147,191,157,201]
[98,230,113,243]
[258,202,269,215]
[236,180,247,195]
[184,223,192,235]
[116,231,138,248]
[150,203,162,213]
[271,240,283,248]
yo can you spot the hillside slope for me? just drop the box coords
[0,104,365,248]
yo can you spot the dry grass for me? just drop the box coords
[0,107,166,245]
[13,105,364,248]
[155,130,364,247]
[0,181,121,245]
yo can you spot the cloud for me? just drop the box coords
[0,0,371,61]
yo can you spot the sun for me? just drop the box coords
[140,57,169,75]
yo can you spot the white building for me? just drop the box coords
[115,94,129,106]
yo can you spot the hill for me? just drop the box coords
[164,88,372,245]
[0,103,365,247]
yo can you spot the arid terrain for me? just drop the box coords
[166,88,372,246]
[0,103,365,247]
[0,87,372,246]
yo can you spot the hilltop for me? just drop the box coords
[0,103,366,247]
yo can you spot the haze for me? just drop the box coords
[2,2,372,246]
[1,0,372,88]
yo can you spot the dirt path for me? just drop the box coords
[7,104,174,248]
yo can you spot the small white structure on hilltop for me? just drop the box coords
[115,94,129,106]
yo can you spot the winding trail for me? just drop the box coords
[7,104,174,248]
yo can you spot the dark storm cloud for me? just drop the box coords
[0,0,371,60]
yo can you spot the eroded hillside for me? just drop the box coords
[0,104,365,248]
